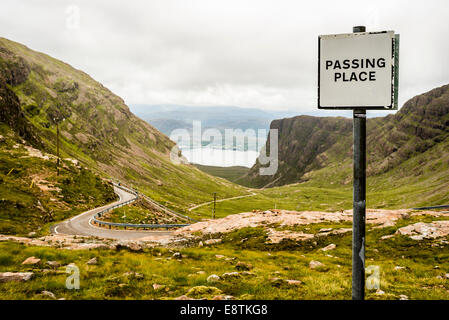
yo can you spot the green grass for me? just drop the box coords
[0,125,116,236]
[1,213,449,299]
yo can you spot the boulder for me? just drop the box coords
[207,274,220,283]
[309,260,325,269]
[286,279,302,286]
[153,283,165,291]
[321,244,336,251]
[221,272,241,279]
[173,252,182,259]
[0,272,34,283]
[174,295,195,300]
[41,291,56,299]
[212,295,235,300]
[46,261,61,268]
[204,239,222,245]
[22,256,40,265]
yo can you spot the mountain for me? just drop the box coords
[0,37,247,222]
[130,104,296,142]
[239,84,449,188]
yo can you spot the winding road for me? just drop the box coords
[50,186,173,240]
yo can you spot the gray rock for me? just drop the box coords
[173,252,182,259]
[221,272,240,279]
[41,291,56,299]
[309,260,325,269]
[321,244,336,251]
[22,256,41,265]
[207,274,220,283]
[47,261,61,268]
[0,272,34,283]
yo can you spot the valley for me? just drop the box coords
[0,36,448,301]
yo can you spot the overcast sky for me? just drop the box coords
[1,0,448,112]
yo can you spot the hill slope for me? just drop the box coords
[240,84,449,189]
[0,37,247,219]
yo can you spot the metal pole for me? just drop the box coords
[352,25,367,300]
[213,192,216,219]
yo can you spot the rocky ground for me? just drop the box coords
[2,208,449,250]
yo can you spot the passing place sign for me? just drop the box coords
[318,31,399,109]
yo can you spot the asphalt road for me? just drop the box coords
[50,186,173,240]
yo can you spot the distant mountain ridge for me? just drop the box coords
[131,104,297,139]
[239,84,449,188]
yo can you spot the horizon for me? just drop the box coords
[1,0,448,112]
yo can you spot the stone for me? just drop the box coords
[153,283,165,291]
[196,271,205,275]
[221,272,241,279]
[376,289,385,295]
[22,256,40,265]
[127,243,143,252]
[286,279,302,286]
[241,271,256,277]
[212,295,235,300]
[215,255,226,259]
[0,272,34,283]
[207,274,220,283]
[399,294,408,300]
[235,261,252,271]
[394,266,406,270]
[204,239,221,245]
[123,271,144,280]
[41,291,56,299]
[198,241,204,247]
[321,244,336,251]
[445,273,449,279]
[173,252,182,259]
[174,295,195,300]
[319,228,333,233]
[309,260,325,269]
[46,261,61,268]
[87,257,98,265]
[28,232,37,237]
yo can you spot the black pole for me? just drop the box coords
[352,25,367,300]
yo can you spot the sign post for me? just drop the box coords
[318,26,399,300]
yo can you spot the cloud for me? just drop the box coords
[0,0,448,111]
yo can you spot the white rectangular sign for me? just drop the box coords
[318,31,399,109]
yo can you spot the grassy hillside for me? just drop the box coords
[2,211,449,299]
[0,124,116,236]
[0,37,248,220]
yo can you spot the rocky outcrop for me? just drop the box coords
[0,46,30,86]
[0,272,34,283]
[0,75,41,147]
[242,84,449,187]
